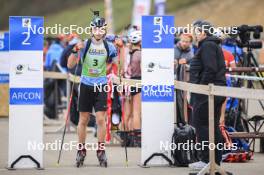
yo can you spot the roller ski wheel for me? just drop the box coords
[76,150,86,168]
[97,150,108,168]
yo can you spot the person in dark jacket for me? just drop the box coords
[174,33,194,123]
[60,36,82,76]
[188,20,226,170]
[174,33,193,65]
[174,33,193,79]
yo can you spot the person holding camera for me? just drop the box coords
[189,20,226,170]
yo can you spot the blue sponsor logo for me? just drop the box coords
[0,74,9,83]
[9,16,43,51]
[10,88,43,105]
[142,16,174,48]
[142,85,174,102]
[0,32,9,51]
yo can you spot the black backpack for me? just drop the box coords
[82,38,110,63]
[171,123,199,166]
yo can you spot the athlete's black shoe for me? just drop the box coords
[97,150,108,167]
[76,149,86,167]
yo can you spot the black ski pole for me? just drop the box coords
[57,51,80,166]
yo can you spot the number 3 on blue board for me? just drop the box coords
[153,29,162,43]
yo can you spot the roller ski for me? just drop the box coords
[97,150,108,167]
[76,149,86,168]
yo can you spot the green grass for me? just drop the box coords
[44,0,202,38]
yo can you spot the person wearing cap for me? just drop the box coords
[189,20,226,170]
[67,12,117,167]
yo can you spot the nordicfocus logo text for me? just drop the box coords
[160,141,238,151]
[93,84,173,95]
[27,140,105,151]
